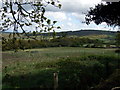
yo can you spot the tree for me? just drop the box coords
[115,31,120,54]
[0,0,61,51]
[0,0,61,39]
[85,2,120,27]
[116,31,120,48]
[85,2,120,50]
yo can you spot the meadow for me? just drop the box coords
[2,47,120,89]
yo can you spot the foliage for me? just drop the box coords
[93,69,120,90]
[2,37,108,51]
[115,31,120,48]
[85,2,120,27]
[0,0,61,40]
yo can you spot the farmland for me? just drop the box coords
[2,47,120,89]
[1,30,120,89]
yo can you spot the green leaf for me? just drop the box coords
[42,24,44,27]
[57,26,61,29]
[2,23,6,25]
[58,4,62,9]
[32,11,35,13]
[51,2,55,5]
[41,19,43,23]
[48,28,52,31]
[20,24,24,27]
[6,18,10,22]
[33,31,36,36]
[42,7,45,13]
[3,7,7,12]
[47,19,51,24]
[53,21,57,24]
[43,16,47,20]
[40,30,43,32]
[44,30,47,32]
[34,20,39,23]
[29,23,32,25]
[37,7,40,10]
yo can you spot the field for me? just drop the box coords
[2,47,120,89]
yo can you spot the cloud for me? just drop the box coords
[2,0,115,32]
[0,1,2,8]
[45,0,102,30]
[46,0,101,13]
[71,13,85,21]
[52,12,67,21]
[67,22,72,26]
[45,11,67,21]
[68,17,72,21]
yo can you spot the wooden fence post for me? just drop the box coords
[53,72,58,90]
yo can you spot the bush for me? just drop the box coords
[2,37,111,51]
[94,69,120,90]
[115,49,120,53]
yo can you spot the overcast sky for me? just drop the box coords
[44,0,118,32]
[0,0,119,32]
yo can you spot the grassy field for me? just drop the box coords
[2,47,120,89]
[2,47,117,67]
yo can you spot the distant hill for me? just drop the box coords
[2,29,117,37]
[39,30,117,37]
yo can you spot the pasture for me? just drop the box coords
[2,47,120,89]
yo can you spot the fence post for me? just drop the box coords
[53,72,58,90]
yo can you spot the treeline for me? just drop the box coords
[2,37,115,51]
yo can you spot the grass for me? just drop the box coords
[80,34,109,39]
[2,47,116,67]
[2,47,120,89]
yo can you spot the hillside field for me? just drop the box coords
[2,47,120,89]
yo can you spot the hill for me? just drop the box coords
[60,30,116,36]
[2,29,117,38]
[42,30,117,37]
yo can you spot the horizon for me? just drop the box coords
[2,28,118,34]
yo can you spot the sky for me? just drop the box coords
[0,0,119,32]
[44,0,119,32]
